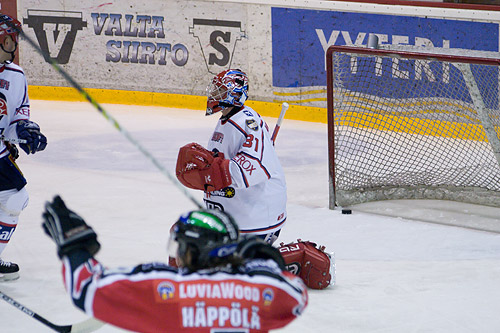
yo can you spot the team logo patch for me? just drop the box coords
[157,281,175,300]
[263,288,274,306]
[209,187,235,198]
[211,131,224,143]
[246,119,258,131]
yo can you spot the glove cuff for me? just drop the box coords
[57,232,101,258]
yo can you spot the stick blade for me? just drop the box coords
[70,318,105,333]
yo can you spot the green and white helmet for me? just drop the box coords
[171,209,240,270]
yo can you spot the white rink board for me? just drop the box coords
[18,1,263,95]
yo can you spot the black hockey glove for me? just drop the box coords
[16,120,47,154]
[236,237,286,270]
[42,195,100,259]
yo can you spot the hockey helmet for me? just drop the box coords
[0,15,21,44]
[169,209,240,270]
[0,15,21,62]
[206,69,249,116]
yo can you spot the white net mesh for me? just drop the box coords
[328,46,500,207]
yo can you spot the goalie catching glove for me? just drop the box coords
[278,239,335,290]
[176,142,232,192]
[42,195,101,258]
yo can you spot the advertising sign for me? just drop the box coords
[271,7,499,107]
[18,2,251,97]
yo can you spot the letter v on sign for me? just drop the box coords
[43,23,71,57]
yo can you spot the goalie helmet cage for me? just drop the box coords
[326,45,500,209]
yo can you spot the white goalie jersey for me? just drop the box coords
[204,105,287,236]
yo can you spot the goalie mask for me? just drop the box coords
[168,209,240,270]
[0,14,21,63]
[206,69,249,116]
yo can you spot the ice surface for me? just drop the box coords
[1,100,499,332]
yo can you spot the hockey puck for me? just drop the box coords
[341,209,352,215]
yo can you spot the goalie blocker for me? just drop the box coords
[278,239,335,290]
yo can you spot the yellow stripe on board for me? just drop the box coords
[28,85,328,123]
[273,89,327,96]
[28,86,207,110]
[337,112,488,141]
[273,97,327,104]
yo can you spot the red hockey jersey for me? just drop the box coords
[62,252,308,332]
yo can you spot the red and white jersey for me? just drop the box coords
[0,63,30,159]
[204,106,287,236]
[63,254,308,333]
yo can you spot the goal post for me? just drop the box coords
[326,45,500,209]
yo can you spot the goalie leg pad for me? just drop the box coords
[279,240,334,290]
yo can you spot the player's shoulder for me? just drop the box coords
[241,258,284,276]
[230,106,262,131]
[3,63,25,76]
[241,105,259,118]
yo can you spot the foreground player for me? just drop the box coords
[176,69,287,244]
[0,14,47,281]
[42,195,308,332]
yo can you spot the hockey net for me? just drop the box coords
[326,45,500,208]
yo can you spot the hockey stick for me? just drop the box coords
[0,136,27,144]
[0,290,104,332]
[271,102,289,145]
[5,19,203,209]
